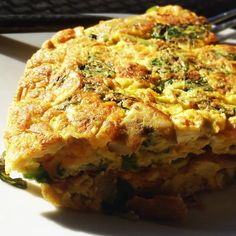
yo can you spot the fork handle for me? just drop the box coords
[208,8,236,24]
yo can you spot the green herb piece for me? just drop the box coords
[213,104,236,117]
[102,178,135,214]
[0,152,27,189]
[165,26,182,39]
[121,154,139,171]
[56,163,66,178]
[151,24,167,40]
[231,53,236,61]
[141,126,156,147]
[52,74,67,86]
[153,81,165,93]
[165,78,175,85]
[24,165,51,183]
[216,51,236,61]
[118,101,130,111]
[151,57,170,71]
[83,83,98,92]
[84,160,110,173]
[153,78,175,93]
[79,59,116,79]
[184,77,212,91]
[233,108,236,116]
[151,53,184,75]
[151,24,210,41]
[151,58,163,67]
[89,34,97,40]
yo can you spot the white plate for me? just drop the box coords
[0,29,236,236]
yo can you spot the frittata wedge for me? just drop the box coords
[3,5,236,220]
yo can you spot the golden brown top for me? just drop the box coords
[4,5,236,175]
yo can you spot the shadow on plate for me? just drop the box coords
[0,35,38,62]
[183,185,236,233]
[42,209,184,236]
[41,185,236,236]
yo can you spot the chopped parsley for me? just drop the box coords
[24,165,51,183]
[151,24,210,41]
[151,51,189,76]
[151,51,213,94]
[231,53,236,61]
[83,82,99,92]
[56,163,66,178]
[153,78,175,93]
[52,74,67,86]
[184,77,213,91]
[79,59,116,79]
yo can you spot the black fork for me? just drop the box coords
[208,8,236,32]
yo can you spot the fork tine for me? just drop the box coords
[217,30,236,43]
[213,18,236,33]
[208,8,236,24]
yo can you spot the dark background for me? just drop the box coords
[0,0,235,32]
[0,0,235,17]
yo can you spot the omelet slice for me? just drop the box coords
[3,5,236,220]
